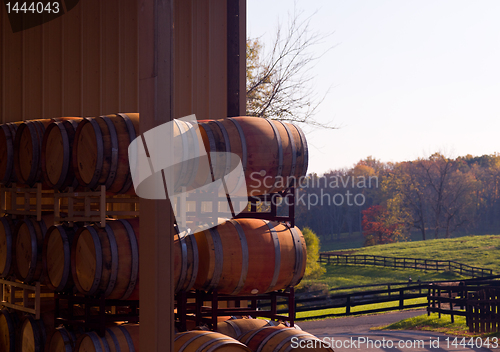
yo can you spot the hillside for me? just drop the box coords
[300,235,500,291]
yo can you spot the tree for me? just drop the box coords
[246,10,335,128]
[362,205,404,246]
[301,227,326,279]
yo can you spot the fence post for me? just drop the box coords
[427,285,432,316]
[399,288,404,309]
[388,284,391,296]
[346,295,351,315]
[438,288,441,318]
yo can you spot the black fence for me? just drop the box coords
[320,253,494,278]
[427,281,500,333]
[254,276,500,322]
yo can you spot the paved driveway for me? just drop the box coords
[298,310,499,352]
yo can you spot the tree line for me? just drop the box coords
[295,153,500,245]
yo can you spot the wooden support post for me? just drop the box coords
[139,0,175,351]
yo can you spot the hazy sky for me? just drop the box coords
[247,0,500,175]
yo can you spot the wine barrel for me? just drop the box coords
[74,325,139,352]
[45,327,82,352]
[41,119,81,189]
[72,113,139,194]
[14,118,81,186]
[42,224,80,291]
[216,319,270,339]
[197,117,308,196]
[0,217,17,278]
[0,309,20,352]
[175,331,251,352]
[174,232,199,293]
[14,214,54,283]
[0,122,21,185]
[238,327,332,352]
[19,313,56,352]
[71,218,139,300]
[193,219,307,295]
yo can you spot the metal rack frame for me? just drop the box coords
[175,288,295,332]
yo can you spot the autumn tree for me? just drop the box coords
[362,205,404,246]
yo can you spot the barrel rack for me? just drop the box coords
[54,185,139,227]
[175,288,295,332]
[0,278,45,319]
[0,183,54,221]
[54,292,139,336]
[174,186,298,332]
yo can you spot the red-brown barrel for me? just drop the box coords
[72,113,139,194]
[14,214,54,283]
[0,122,21,185]
[71,218,139,300]
[0,309,20,352]
[42,224,80,291]
[193,219,307,295]
[74,325,139,352]
[14,118,81,186]
[174,232,199,293]
[238,326,332,352]
[45,327,83,352]
[0,216,17,278]
[41,119,82,189]
[18,313,56,352]
[197,117,308,196]
[175,330,251,352]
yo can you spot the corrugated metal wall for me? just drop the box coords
[0,0,138,123]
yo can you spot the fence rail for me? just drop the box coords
[320,253,494,278]
[256,277,500,322]
[427,282,500,333]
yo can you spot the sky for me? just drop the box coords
[247,0,500,175]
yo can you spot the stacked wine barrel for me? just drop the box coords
[0,115,332,352]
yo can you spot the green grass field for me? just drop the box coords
[296,297,427,320]
[300,234,500,291]
[378,312,500,338]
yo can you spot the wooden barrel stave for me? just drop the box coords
[238,326,332,352]
[14,118,81,186]
[0,122,21,185]
[174,232,198,293]
[71,218,139,300]
[0,217,17,278]
[41,119,81,190]
[42,224,79,291]
[174,330,251,352]
[19,312,56,352]
[74,325,139,352]
[193,219,307,295]
[73,113,139,194]
[14,214,54,283]
[45,327,82,352]
[0,309,20,352]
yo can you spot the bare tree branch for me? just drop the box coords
[246,8,337,128]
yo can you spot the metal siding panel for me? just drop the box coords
[208,0,227,120]
[82,0,102,117]
[174,0,193,118]
[62,0,83,116]
[119,0,139,113]
[102,0,120,114]
[2,12,23,122]
[193,1,209,121]
[24,26,43,120]
[42,16,63,119]
[0,8,4,123]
